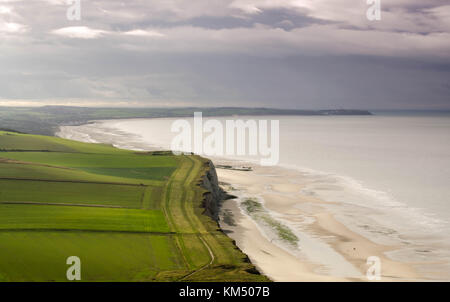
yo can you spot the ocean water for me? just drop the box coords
[57,113,450,279]
[279,115,450,230]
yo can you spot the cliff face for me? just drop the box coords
[201,160,225,221]
[198,159,270,280]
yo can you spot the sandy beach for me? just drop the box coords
[216,163,421,282]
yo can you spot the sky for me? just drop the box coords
[0,0,449,110]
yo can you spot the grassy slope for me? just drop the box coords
[0,131,268,282]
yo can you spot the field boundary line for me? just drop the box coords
[0,177,149,187]
[0,201,131,209]
[0,229,178,235]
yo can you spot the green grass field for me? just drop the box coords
[0,131,268,282]
[0,180,145,207]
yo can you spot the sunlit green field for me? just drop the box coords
[0,131,268,282]
[0,180,145,207]
[0,204,169,232]
[0,232,184,282]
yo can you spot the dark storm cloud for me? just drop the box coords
[0,0,449,109]
[184,9,326,30]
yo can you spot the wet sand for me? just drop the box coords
[217,165,421,281]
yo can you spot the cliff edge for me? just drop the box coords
[200,160,227,221]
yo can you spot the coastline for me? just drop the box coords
[56,119,446,282]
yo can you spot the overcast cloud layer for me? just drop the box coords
[0,0,449,109]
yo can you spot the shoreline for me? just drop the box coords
[56,120,448,281]
[215,164,421,281]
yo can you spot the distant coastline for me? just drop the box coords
[0,106,371,136]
